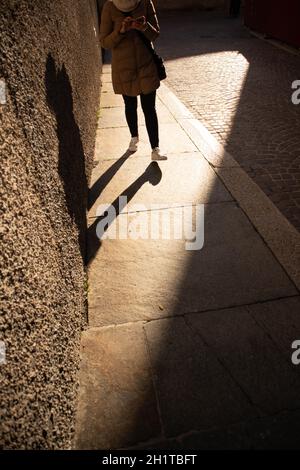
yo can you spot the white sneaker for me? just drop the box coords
[151,147,167,161]
[129,137,139,152]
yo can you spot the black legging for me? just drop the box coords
[122,91,159,149]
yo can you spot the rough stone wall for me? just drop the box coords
[0,0,101,449]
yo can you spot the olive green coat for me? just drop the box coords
[100,0,160,96]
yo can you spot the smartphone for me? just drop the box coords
[133,16,146,25]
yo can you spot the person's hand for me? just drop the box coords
[120,16,132,34]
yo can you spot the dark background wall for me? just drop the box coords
[244,0,300,48]
[0,0,101,449]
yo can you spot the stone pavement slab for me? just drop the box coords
[75,323,161,450]
[186,302,300,416]
[248,296,300,364]
[88,153,232,219]
[216,166,300,290]
[144,316,258,438]
[88,202,296,327]
[100,91,122,108]
[100,81,114,93]
[101,73,113,83]
[129,409,300,449]
[176,410,300,450]
[95,123,198,160]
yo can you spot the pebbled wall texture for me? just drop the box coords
[0,0,101,449]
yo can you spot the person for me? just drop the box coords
[100,0,167,161]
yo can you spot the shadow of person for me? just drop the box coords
[87,162,162,265]
[88,150,134,211]
[45,53,88,261]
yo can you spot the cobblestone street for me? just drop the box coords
[157,10,300,231]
